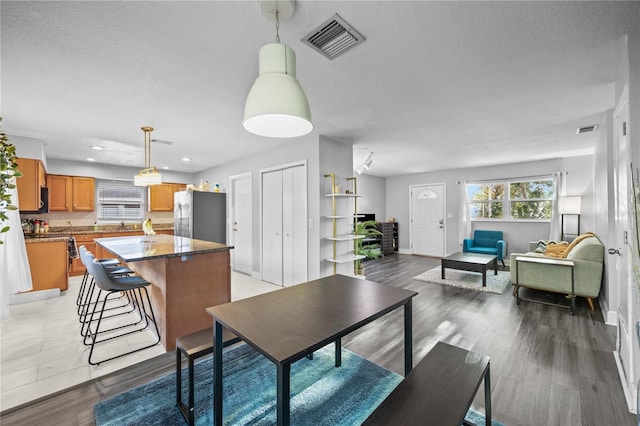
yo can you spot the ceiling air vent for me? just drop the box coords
[302,14,365,60]
[576,125,598,134]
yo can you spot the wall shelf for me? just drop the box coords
[324,174,362,275]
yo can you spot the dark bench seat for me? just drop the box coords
[176,326,240,426]
[363,341,491,426]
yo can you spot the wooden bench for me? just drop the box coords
[363,341,491,426]
[175,326,241,426]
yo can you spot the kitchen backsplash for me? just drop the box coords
[19,210,174,228]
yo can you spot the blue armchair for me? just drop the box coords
[463,230,507,266]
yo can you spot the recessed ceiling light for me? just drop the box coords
[182,157,191,162]
[162,166,170,170]
[87,158,96,162]
[90,146,104,150]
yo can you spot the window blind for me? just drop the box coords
[97,181,145,221]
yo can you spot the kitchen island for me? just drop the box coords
[95,234,232,351]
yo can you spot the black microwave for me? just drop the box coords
[20,187,49,214]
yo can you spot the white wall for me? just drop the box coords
[12,136,47,169]
[354,174,386,222]
[194,135,322,280]
[386,156,594,256]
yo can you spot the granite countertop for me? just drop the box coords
[95,234,232,261]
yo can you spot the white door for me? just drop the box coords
[282,165,307,286]
[262,170,283,285]
[230,173,252,275]
[410,184,445,257]
[261,164,307,287]
[612,86,637,410]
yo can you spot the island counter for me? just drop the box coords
[95,234,233,351]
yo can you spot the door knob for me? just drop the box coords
[608,248,621,256]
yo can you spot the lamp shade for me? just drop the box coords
[134,167,162,187]
[243,43,312,138]
[558,196,581,214]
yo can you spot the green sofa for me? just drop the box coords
[509,234,604,312]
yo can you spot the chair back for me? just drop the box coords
[473,230,503,248]
[79,245,88,266]
[84,251,116,292]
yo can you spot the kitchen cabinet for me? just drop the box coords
[25,240,69,291]
[47,175,95,211]
[16,158,46,211]
[148,183,187,211]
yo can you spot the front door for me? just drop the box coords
[410,184,445,257]
[612,85,637,411]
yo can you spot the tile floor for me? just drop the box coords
[0,271,280,412]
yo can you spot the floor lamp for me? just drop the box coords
[559,196,581,241]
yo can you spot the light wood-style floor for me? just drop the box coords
[1,254,635,425]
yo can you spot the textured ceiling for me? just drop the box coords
[2,1,639,177]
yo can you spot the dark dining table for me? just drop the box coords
[206,273,418,426]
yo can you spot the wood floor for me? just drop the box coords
[1,254,635,425]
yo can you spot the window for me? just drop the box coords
[96,181,145,222]
[467,177,554,221]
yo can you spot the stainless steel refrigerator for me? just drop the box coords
[174,190,227,243]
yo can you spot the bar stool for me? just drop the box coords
[84,252,160,365]
[77,246,135,336]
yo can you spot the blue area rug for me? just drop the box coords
[94,343,503,425]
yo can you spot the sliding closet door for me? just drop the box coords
[282,165,307,286]
[262,170,283,285]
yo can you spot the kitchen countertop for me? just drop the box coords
[95,234,232,262]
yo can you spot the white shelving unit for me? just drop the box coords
[324,174,365,276]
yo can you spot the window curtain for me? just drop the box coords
[0,180,33,319]
[548,172,564,241]
[458,182,471,248]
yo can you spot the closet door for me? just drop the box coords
[282,165,307,286]
[262,170,283,285]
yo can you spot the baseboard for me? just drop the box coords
[605,308,618,326]
[251,271,261,281]
[614,350,637,414]
[9,288,60,305]
[398,248,411,255]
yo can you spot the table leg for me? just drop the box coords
[493,257,498,275]
[484,363,491,426]
[214,321,223,426]
[335,338,342,367]
[277,362,291,426]
[441,259,445,279]
[404,299,413,376]
[482,269,487,287]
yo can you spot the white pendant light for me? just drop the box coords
[243,0,312,138]
[134,126,162,186]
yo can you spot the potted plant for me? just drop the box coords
[353,220,383,276]
[0,117,22,243]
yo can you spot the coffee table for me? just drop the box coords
[441,252,497,287]
[207,274,418,426]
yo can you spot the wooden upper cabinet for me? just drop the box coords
[72,176,95,211]
[149,182,186,211]
[47,174,72,211]
[16,158,46,211]
[47,174,95,211]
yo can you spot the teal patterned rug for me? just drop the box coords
[95,342,502,425]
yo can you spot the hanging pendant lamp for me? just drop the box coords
[134,126,162,186]
[243,0,313,138]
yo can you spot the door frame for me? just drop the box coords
[409,182,447,257]
[259,160,308,284]
[229,172,253,276]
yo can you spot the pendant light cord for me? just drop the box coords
[274,9,280,43]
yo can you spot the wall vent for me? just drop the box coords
[151,138,173,145]
[576,125,598,134]
[301,14,365,60]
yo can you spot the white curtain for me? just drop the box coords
[458,181,471,247]
[548,172,564,241]
[0,180,33,319]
